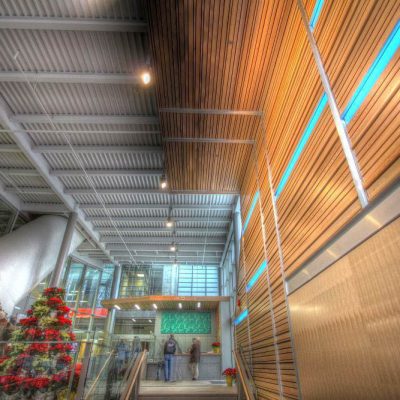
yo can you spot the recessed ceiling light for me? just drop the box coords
[141,72,151,85]
[152,304,158,310]
[160,175,167,189]
[134,304,141,310]
[178,303,182,309]
[137,273,145,277]
[197,302,201,308]
[114,305,121,310]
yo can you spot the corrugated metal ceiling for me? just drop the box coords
[0,1,235,265]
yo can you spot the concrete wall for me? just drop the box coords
[0,215,83,314]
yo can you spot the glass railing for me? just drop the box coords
[0,340,82,399]
[78,342,147,400]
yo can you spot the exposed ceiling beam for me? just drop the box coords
[5,186,54,194]
[0,97,115,264]
[101,234,226,243]
[0,128,161,136]
[79,203,233,211]
[83,244,225,252]
[0,17,148,32]
[21,202,68,214]
[34,145,163,154]
[0,71,141,85]
[109,250,223,256]
[0,180,22,211]
[51,169,163,177]
[12,114,159,125]
[95,227,227,234]
[85,216,230,223]
[159,107,263,116]
[112,255,221,262]
[65,188,239,195]
[0,168,40,176]
[163,137,255,144]
[0,144,21,152]
[102,237,227,245]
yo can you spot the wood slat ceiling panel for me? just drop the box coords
[165,142,252,191]
[277,108,361,275]
[161,113,261,140]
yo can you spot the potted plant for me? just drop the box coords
[211,342,220,354]
[222,368,237,387]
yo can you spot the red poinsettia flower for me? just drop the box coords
[44,328,61,341]
[27,343,48,354]
[24,328,42,339]
[57,316,72,326]
[57,305,71,315]
[0,375,22,394]
[222,368,237,377]
[19,316,38,326]
[68,332,76,341]
[27,309,33,316]
[31,377,50,390]
[58,354,72,364]
[47,297,63,307]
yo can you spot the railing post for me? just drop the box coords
[75,341,93,400]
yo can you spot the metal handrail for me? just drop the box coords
[120,350,148,400]
[84,349,116,399]
[234,348,257,400]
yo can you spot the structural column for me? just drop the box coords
[104,264,122,339]
[49,212,78,287]
[232,211,241,276]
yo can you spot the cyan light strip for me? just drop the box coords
[310,0,325,30]
[242,191,260,234]
[234,309,248,326]
[275,93,328,198]
[246,260,267,292]
[342,21,400,124]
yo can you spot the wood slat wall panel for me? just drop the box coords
[276,108,361,274]
[146,1,399,399]
[315,0,400,199]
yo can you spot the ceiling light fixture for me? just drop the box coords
[170,243,176,252]
[148,319,152,323]
[166,217,174,228]
[137,273,145,277]
[141,71,151,85]
[160,175,167,189]
[114,305,121,310]
[134,304,141,310]
[197,302,201,309]
[152,304,158,310]
[178,303,182,309]
[132,318,136,322]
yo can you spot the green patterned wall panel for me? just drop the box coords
[161,311,211,334]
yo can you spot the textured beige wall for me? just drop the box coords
[289,217,400,400]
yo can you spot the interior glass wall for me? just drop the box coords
[119,264,220,297]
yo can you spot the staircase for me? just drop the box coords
[139,380,237,400]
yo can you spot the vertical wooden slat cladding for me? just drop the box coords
[146,1,399,399]
[314,0,400,198]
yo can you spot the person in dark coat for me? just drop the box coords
[189,338,201,380]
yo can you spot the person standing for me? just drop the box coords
[189,338,201,380]
[163,334,178,382]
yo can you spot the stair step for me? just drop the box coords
[139,381,237,400]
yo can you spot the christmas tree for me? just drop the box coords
[0,287,80,399]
